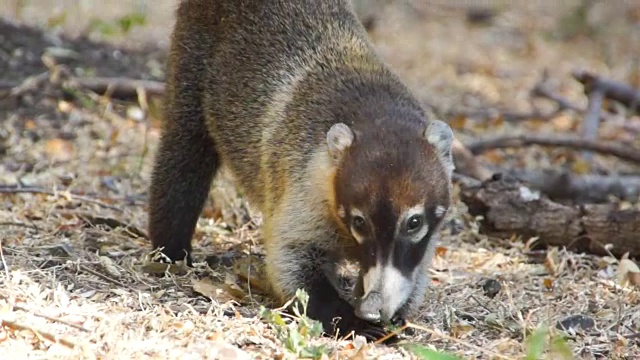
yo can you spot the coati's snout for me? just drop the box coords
[347,202,441,323]
[326,118,455,324]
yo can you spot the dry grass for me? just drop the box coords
[1,1,639,359]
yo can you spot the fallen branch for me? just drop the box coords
[73,212,148,239]
[467,134,640,164]
[452,137,493,181]
[0,318,81,349]
[9,303,91,332]
[495,169,640,204]
[573,70,640,114]
[459,175,640,258]
[3,71,50,99]
[70,76,165,99]
[531,82,584,113]
[0,185,123,212]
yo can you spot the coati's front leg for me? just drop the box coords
[148,108,219,264]
[263,223,389,341]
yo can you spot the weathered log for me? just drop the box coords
[459,175,640,258]
[467,134,640,164]
[493,168,640,204]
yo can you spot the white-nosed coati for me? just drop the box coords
[149,0,454,342]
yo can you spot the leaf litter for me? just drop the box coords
[1,1,640,359]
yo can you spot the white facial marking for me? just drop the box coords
[362,262,380,294]
[405,204,425,219]
[435,205,447,218]
[337,205,346,218]
[378,263,414,321]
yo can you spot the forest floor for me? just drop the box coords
[1,2,639,359]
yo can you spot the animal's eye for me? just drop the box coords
[352,215,365,230]
[407,215,422,232]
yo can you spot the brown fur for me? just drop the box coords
[148,0,453,341]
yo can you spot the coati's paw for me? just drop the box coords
[332,313,398,343]
[351,320,398,343]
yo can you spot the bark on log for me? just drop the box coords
[459,175,640,258]
[492,168,640,204]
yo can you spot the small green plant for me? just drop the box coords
[117,12,147,34]
[524,326,574,360]
[87,11,147,38]
[402,344,463,360]
[259,289,329,359]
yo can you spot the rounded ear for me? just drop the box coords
[424,120,454,176]
[327,123,354,163]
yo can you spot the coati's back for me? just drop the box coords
[170,0,428,214]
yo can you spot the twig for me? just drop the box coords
[467,135,640,164]
[0,222,38,232]
[10,303,91,332]
[71,76,165,99]
[582,88,605,161]
[0,238,9,281]
[71,212,147,239]
[452,172,482,188]
[452,137,493,181]
[78,264,134,291]
[0,185,123,212]
[625,332,640,340]
[405,321,513,360]
[1,71,50,99]
[373,323,409,345]
[0,318,81,349]
[573,70,640,114]
[531,83,583,113]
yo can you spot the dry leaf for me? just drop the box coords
[483,149,505,165]
[617,259,640,287]
[58,100,73,113]
[451,323,474,338]
[24,119,37,130]
[543,277,554,290]
[448,115,468,130]
[544,247,559,276]
[435,246,448,257]
[44,138,75,162]
[99,256,122,278]
[550,114,576,132]
[192,277,245,302]
[205,341,252,360]
[192,278,223,299]
[571,159,591,175]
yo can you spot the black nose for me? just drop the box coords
[355,291,383,322]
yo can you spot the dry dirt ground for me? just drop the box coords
[1,1,640,359]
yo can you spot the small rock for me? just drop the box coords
[47,243,74,257]
[205,251,238,268]
[556,314,595,332]
[39,259,63,269]
[466,6,496,25]
[482,278,501,299]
